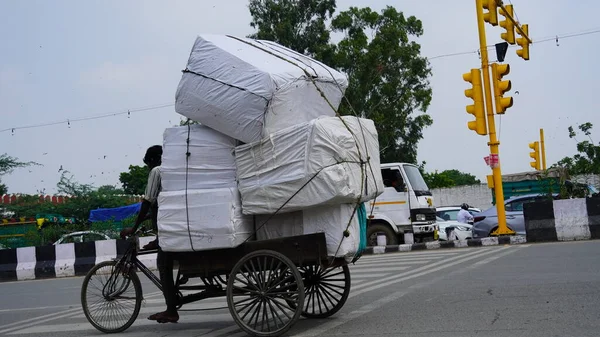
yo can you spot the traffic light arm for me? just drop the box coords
[498,3,532,43]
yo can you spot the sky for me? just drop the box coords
[1,0,599,195]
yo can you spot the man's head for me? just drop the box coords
[461,203,469,210]
[143,145,162,168]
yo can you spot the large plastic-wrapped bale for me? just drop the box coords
[157,187,253,252]
[255,204,360,261]
[175,34,348,143]
[235,116,384,214]
[161,125,237,192]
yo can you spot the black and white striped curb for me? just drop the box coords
[0,235,528,282]
[0,237,157,282]
[362,236,528,255]
[525,197,600,242]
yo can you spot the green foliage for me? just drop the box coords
[5,172,135,223]
[419,163,481,189]
[554,122,600,175]
[422,171,454,189]
[248,0,336,58]
[247,1,433,164]
[119,165,149,195]
[0,153,40,194]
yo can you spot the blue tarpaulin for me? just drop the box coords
[89,203,141,223]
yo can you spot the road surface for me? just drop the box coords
[0,241,599,336]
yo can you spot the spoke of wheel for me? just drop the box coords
[270,297,292,320]
[243,297,261,325]
[319,281,345,297]
[249,259,262,290]
[265,260,282,289]
[240,297,261,321]
[243,265,261,291]
[234,296,257,307]
[304,286,315,312]
[252,299,262,330]
[317,283,339,308]
[320,268,343,278]
[266,298,285,328]
[261,299,268,332]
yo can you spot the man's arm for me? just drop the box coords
[120,167,160,238]
[132,200,152,232]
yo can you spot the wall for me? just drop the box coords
[431,174,600,211]
[431,184,492,210]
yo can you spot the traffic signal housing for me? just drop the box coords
[482,0,498,26]
[529,141,540,170]
[499,5,515,44]
[516,24,530,60]
[491,63,513,114]
[463,68,487,135]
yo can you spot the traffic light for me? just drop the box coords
[529,141,540,170]
[516,24,530,60]
[482,0,498,26]
[463,68,487,135]
[499,5,515,44]
[491,63,513,114]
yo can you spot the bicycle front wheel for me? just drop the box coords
[81,260,142,333]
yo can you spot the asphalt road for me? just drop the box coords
[1,241,599,336]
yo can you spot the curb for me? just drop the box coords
[0,236,527,282]
[362,236,528,255]
[0,237,157,283]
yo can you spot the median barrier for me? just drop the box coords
[524,197,600,242]
[0,234,528,282]
[0,237,158,282]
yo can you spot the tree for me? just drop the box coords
[419,163,481,189]
[441,169,481,186]
[0,154,40,194]
[119,165,149,195]
[248,0,336,59]
[554,122,600,175]
[97,185,125,195]
[247,1,433,164]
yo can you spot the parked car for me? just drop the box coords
[436,206,481,222]
[436,216,473,241]
[472,194,558,238]
[53,231,111,245]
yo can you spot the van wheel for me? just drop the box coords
[367,224,398,246]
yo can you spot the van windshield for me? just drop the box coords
[403,165,431,196]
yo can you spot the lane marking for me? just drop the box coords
[351,248,493,293]
[293,246,524,337]
[350,247,510,298]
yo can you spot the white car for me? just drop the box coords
[54,231,111,245]
[436,206,482,222]
[436,216,473,241]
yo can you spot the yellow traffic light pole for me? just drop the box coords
[540,128,547,170]
[475,0,514,236]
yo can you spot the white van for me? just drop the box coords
[367,163,437,245]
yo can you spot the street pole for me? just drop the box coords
[475,0,514,235]
[540,128,547,170]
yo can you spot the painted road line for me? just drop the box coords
[293,246,524,337]
[350,266,410,273]
[351,247,492,293]
[0,307,83,335]
[350,247,509,298]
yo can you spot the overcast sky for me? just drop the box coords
[1,0,598,194]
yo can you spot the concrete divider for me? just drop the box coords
[524,197,600,242]
[0,238,158,282]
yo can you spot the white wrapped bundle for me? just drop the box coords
[161,125,237,192]
[175,34,348,143]
[235,116,384,214]
[157,187,253,252]
[255,204,360,260]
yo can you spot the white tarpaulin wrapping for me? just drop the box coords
[255,204,360,260]
[161,125,238,192]
[157,187,253,252]
[235,116,384,214]
[175,34,348,143]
